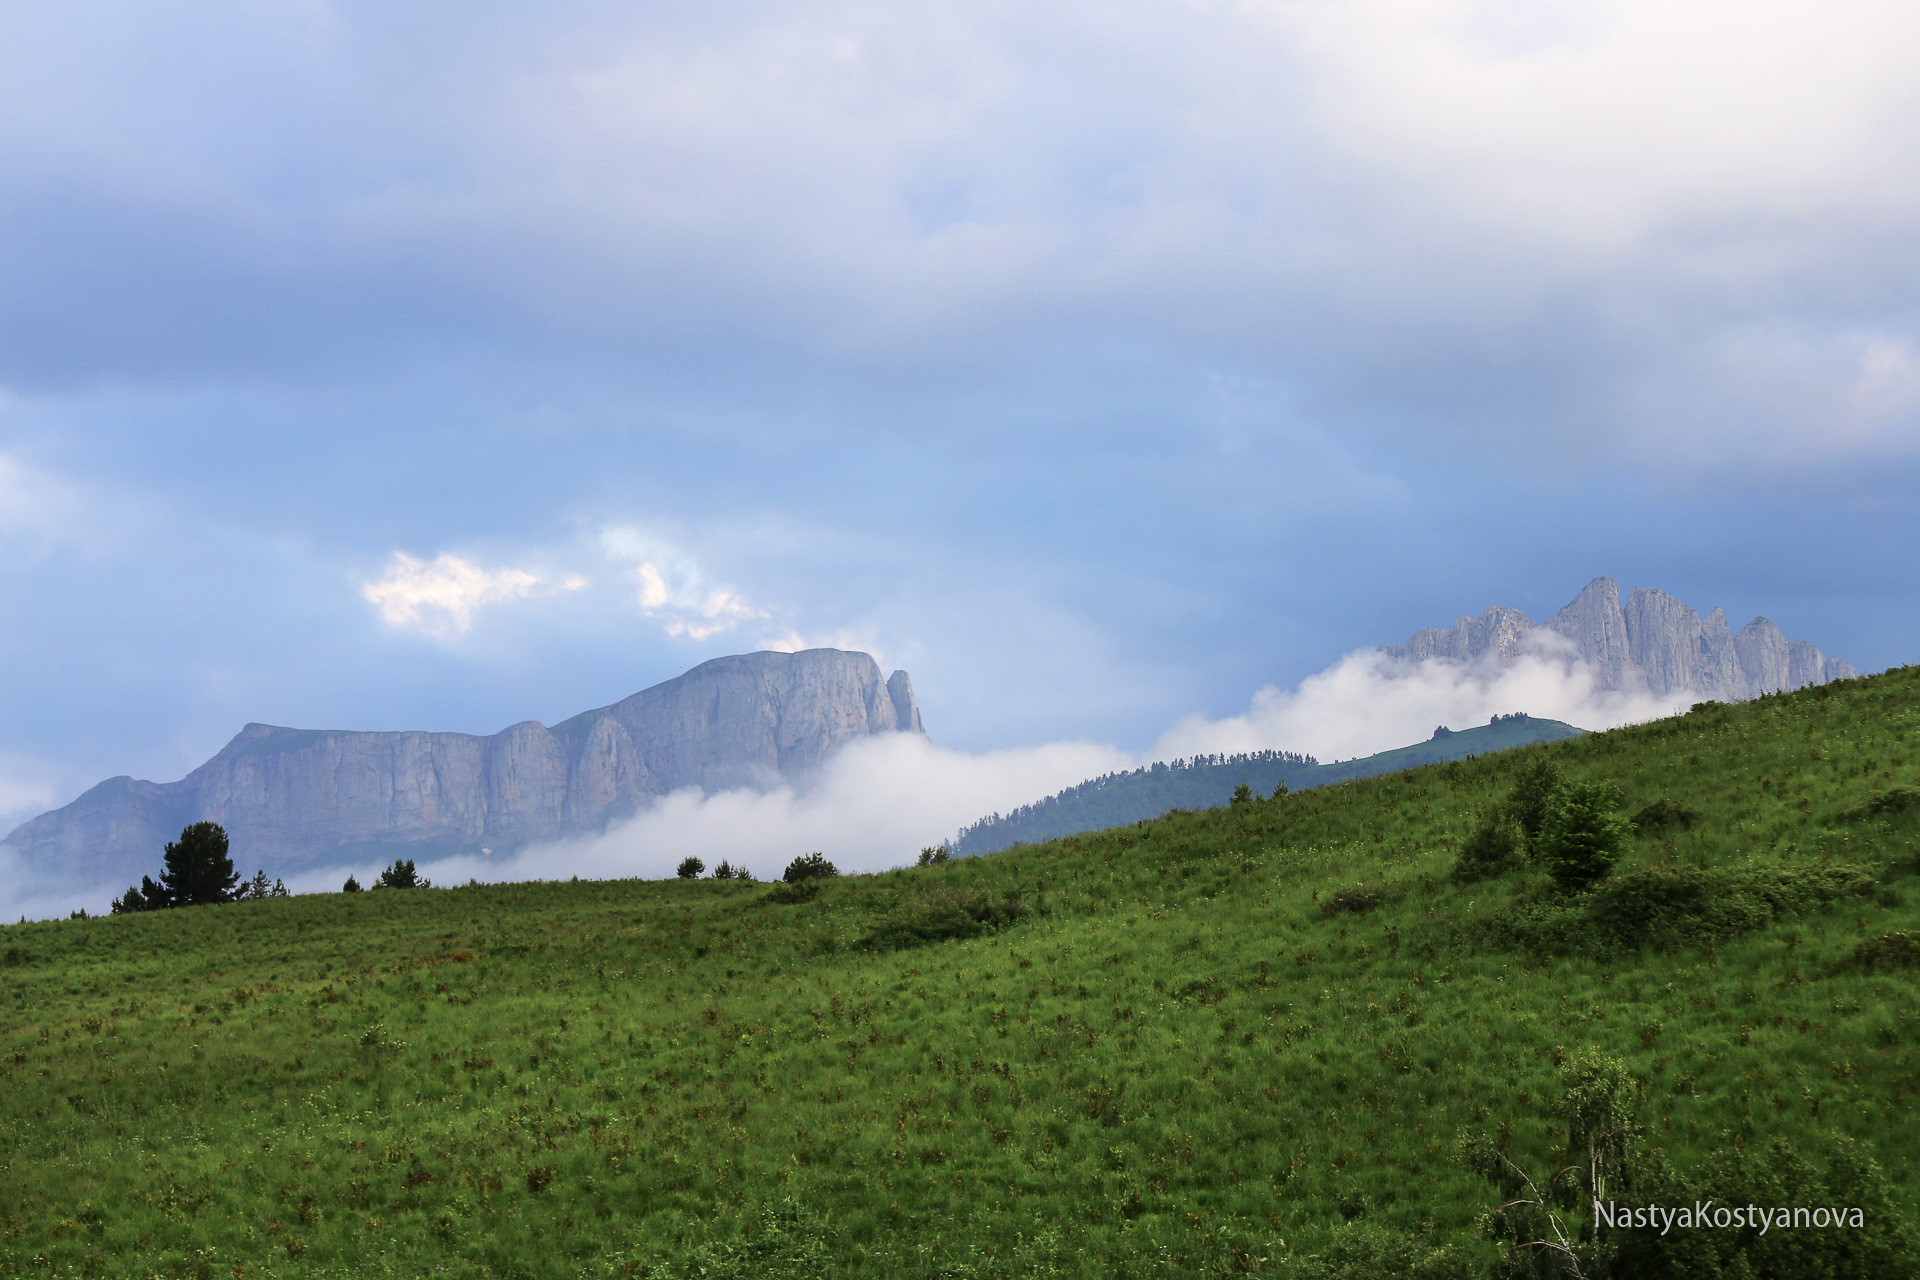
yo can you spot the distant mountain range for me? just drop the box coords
[1384,576,1857,700]
[4,649,923,885]
[952,576,1861,857]
[950,713,1585,856]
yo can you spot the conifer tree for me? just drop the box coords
[157,822,240,907]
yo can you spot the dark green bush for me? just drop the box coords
[1848,930,1920,969]
[1452,815,1524,883]
[1475,864,1878,955]
[859,888,1027,950]
[1611,1135,1920,1280]
[783,852,839,883]
[763,880,822,906]
[1837,786,1920,823]
[1509,758,1565,847]
[1322,884,1385,915]
[675,857,704,880]
[1629,798,1701,833]
[1540,783,1629,892]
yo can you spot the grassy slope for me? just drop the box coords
[952,716,1587,856]
[3,672,1917,1278]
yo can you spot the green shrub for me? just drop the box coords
[763,880,822,906]
[1611,1135,1920,1280]
[1540,783,1628,892]
[1452,815,1524,883]
[675,857,704,879]
[1477,863,1878,955]
[1322,883,1385,915]
[1837,786,1920,823]
[1629,798,1701,833]
[783,852,839,883]
[1509,758,1565,848]
[859,888,1028,950]
[1849,930,1920,969]
[915,844,951,867]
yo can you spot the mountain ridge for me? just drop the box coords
[4,648,924,884]
[1385,575,1858,699]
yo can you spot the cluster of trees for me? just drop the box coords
[1452,759,1633,890]
[674,856,757,881]
[341,859,432,892]
[110,822,288,913]
[674,852,846,883]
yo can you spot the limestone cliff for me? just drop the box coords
[4,649,926,883]
[1384,577,1860,700]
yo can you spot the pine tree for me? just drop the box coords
[157,823,240,907]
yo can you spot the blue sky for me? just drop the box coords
[3,0,1919,827]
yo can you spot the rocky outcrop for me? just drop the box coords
[1384,577,1860,700]
[4,649,926,883]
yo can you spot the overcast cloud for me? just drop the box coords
[2,1,1918,904]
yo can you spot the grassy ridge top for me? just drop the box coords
[950,715,1586,856]
[3,671,1918,1278]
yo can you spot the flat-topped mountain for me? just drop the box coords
[1384,576,1858,701]
[4,649,924,883]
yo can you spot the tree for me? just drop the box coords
[1270,779,1290,800]
[1465,1047,1641,1279]
[158,822,240,907]
[374,858,430,889]
[342,874,363,892]
[110,875,168,914]
[234,870,289,901]
[676,857,705,880]
[1509,758,1565,849]
[1540,783,1629,892]
[783,852,838,884]
[916,844,951,867]
[710,860,754,881]
[1230,782,1254,807]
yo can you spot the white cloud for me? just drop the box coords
[601,526,774,642]
[1152,640,1686,764]
[290,731,1132,892]
[361,551,581,638]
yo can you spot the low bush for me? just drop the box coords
[1837,786,1920,823]
[1322,883,1385,915]
[763,880,822,906]
[1451,815,1523,883]
[1848,930,1920,969]
[1629,798,1701,833]
[859,888,1028,950]
[1474,863,1879,955]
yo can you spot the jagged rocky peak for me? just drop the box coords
[4,647,927,884]
[1383,577,1860,702]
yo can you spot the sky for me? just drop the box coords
[3,0,1919,885]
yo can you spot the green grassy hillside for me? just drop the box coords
[3,673,1918,1278]
[951,714,1587,856]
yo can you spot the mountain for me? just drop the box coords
[1384,575,1859,699]
[3,649,924,884]
[949,712,1584,856]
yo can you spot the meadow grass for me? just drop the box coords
[3,668,1918,1277]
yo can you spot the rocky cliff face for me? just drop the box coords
[5,649,926,884]
[1384,577,1860,700]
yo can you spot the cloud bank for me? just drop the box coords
[1152,638,1690,765]
[286,641,1691,896]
